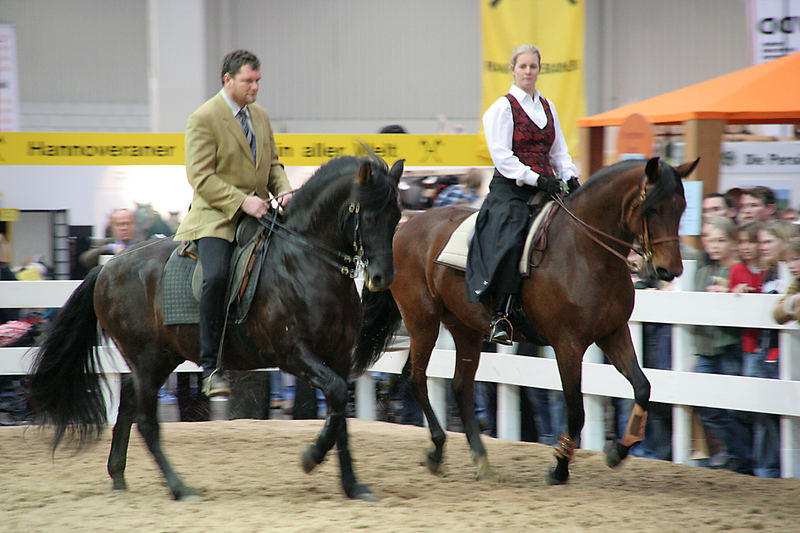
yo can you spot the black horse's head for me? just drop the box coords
[285,154,403,291]
[348,157,404,291]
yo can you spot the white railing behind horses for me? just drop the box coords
[2,260,799,479]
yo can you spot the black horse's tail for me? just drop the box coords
[352,288,403,376]
[28,266,107,451]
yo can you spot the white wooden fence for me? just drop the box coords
[2,260,799,478]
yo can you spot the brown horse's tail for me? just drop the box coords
[28,266,107,452]
[352,288,402,376]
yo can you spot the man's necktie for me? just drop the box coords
[236,108,256,162]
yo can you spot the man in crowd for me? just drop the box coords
[738,186,777,224]
[79,208,138,268]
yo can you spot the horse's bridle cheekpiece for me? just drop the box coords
[257,201,367,279]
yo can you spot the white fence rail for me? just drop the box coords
[2,262,800,479]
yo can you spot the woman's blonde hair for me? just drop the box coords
[704,215,738,241]
[510,44,541,69]
[785,236,800,257]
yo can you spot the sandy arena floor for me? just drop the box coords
[2,419,799,532]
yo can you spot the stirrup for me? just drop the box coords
[202,369,231,397]
[489,315,513,345]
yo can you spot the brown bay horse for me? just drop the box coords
[354,157,698,484]
[28,155,403,501]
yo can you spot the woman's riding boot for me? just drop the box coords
[489,294,515,346]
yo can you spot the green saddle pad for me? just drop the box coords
[162,215,270,326]
[163,248,200,325]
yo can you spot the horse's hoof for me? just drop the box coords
[110,479,127,493]
[172,486,201,501]
[604,440,629,469]
[547,467,569,485]
[301,447,320,474]
[349,483,378,502]
[472,453,491,481]
[424,450,443,475]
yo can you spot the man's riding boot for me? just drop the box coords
[198,237,232,398]
[199,303,231,398]
[489,294,515,346]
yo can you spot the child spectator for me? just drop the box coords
[693,216,753,475]
[730,222,764,359]
[774,236,800,324]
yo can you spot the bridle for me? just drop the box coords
[256,201,366,278]
[552,175,680,268]
[259,186,397,278]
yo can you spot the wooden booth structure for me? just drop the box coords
[578,51,800,196]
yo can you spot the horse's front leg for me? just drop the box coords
[596,325,650,468]
[548,345,585,485]
[295,351,375,501]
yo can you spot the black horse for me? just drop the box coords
[28,155,403,501]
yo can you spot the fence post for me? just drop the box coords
[495,342,520,441]
[355,374,376,421]
[780,329,800,478]
[427,377,448,430]
[672,259,696,465]
[496,382,520,440]
[582,344,606,451]
[103,373,121,425]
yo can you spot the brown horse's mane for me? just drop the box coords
[574,158,684,211]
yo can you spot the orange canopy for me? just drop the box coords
[578,51,800,127]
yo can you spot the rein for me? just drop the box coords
[552,176,680,267]
[257,201,367,278]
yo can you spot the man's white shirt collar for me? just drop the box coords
[220,88,248,118]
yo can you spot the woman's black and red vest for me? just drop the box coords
[496,93,555,178]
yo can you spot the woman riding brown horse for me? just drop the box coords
[355,156,698,484]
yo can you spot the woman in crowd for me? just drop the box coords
[746,221,798,477]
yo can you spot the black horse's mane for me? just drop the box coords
[575,158,684,211]
[283,155,394,233]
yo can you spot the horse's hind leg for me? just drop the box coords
[294,349,375,501]
[404,326,448,475]
[596,325,650,468]
[107,374,136,491]
[130,352,199,500]
[447,322,490,479]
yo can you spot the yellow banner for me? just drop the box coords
[0,133,488,167]
[480,0,586,162]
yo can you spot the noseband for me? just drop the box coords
[553,175,680,267]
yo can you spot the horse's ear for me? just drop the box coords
[356,161,373,185]
[675,158,700,179]
[388,159,405,185]
[644,157,660,184]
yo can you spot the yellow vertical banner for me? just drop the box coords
[479,0,586,163]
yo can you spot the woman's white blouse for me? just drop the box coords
[482,83,578,188]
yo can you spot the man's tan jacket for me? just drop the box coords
[175,92,291,243]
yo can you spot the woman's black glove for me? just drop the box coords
[567,177,581,195]
[536,175,562,196]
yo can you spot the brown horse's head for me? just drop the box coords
[630,157,699,281]
[354,158,404,291]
